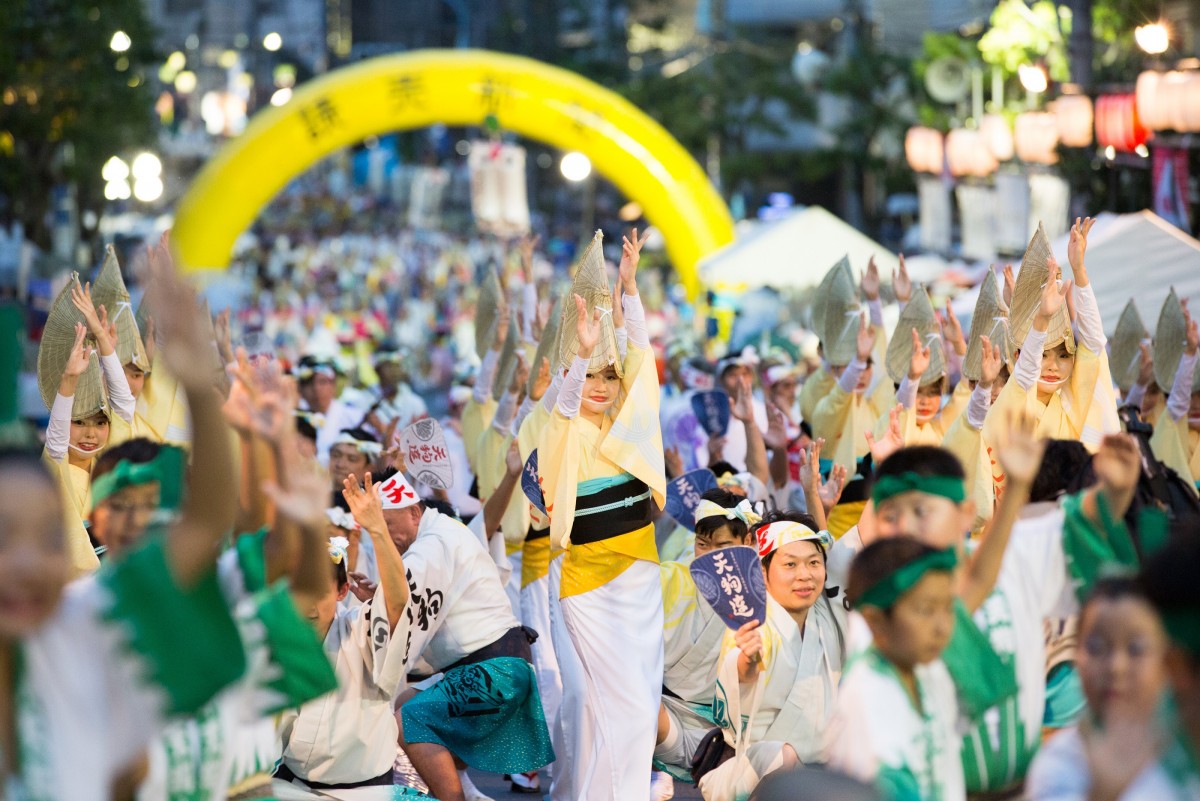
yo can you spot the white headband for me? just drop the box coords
[331,431,383,458]
[694,498,763,526]
[377,472,420,510]
[325,507,358,531]
[328,536,349,565]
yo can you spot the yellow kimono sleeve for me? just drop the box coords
[460,396,497,475]
[941,413,997,531]
[940,380,971,433]
[799,365,834,424]
[812,383,874,474]
[1150,415,1199,492]
[42,452,99,577]
[984,345,1105,451]
[476,425,530,553]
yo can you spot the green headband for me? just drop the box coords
[857,547,958,610]
[1160,609,1200,659]
[90,445,187,511]
[872,472,966,506]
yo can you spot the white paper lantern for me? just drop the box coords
[1014,112,1060,164]
[1053,95,1094,147]
[946,129,999,177]
[980,113,1014,162]
[1137,70,1200,133]
[905,127,944,174]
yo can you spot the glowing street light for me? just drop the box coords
[133,175,164,203]
[174,70,197,94]
[262,32,282,52]
[1018,64,1048,94]
[270,87,293,107]
[1135,23,1169,55]
[131,152,162,180]
[110,30,131,52]
[101,156,129,182]
[560,151,592,182]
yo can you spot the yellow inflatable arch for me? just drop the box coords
[173,49,734,297]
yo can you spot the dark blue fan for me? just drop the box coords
[691,390,731,437]
[664,468,718,532]
[690,545,769,631]
[522,450,546,515]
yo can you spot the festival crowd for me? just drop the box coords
[3,211,1200,801]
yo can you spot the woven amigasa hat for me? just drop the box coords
[962,270,1014,382]
[37,276,110,420]
[558,230,623,378]
[492,310,520,402]
[1009,223,1075,356]
[1110,300,1148,394]
[818,256,863,367]
[92,245,151,372]
[1153,289,1196,393]
[886,286,946,387]
[527,290,564,396]
[474,265,504,360]
[812,255,853,353]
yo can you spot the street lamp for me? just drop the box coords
[110,31,131,52]
[1135,23,1169,55]
[174,70,197,94]
[270,87,293,107]
[263,32,282,52]
[560,152,592,182]
[1018,64,1048,94]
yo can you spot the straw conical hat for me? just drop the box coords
[527,291,564,396]
[558,231,623,377]
[1154,289,1189,393]
[812,256,854,348]
[37,276,109,419]
[886,286,946,387]
[1009,223,1075,355]
[962,270,1014,382]
[820,258,863,366]
[492,311,520,402]
[1110,301,1148,394]
[92,245,151,371]
[475,266,504,360]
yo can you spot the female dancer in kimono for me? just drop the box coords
[538,228,667,801]
[983,218,1118,453]
[0,252,248,801]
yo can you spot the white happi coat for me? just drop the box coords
[826,651,966,801]
[400,507,519,673]
[278,580,408,785]
[715,595,843,764]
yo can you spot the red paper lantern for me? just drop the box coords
[1095,94,1148,151]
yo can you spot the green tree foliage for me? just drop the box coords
[0,0,157,247]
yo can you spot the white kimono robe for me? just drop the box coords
[399,507,520,673]
[278,578,409,785]
[1027,725,1200,801]
[826,650,966,801]
[10,536,245,801]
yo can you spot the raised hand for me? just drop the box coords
[530,357,552,402]
[574,294,600,358]
[143,237,210,388]
[1136,342,1154,386]
[518,233,540,280]
[819,464,848,513]
[763,402,789,451]
[214,308,234,365]
[993,410,1044,487]
[855,312,877,362]
[942,298,967,356]
[892,255,912,303]
[730,374,755,424]
[979,335,1003,388]
[618,228,645,295]
[261,466,328,533]
[1093,433,1142,495]
[63,323,92,379]
[492,309,511,353]
[610,284,625,330]
[864,405,905,464]
[348,572,378,604]
[70,279,115,356]
[908,327,931,380]
[504,439,523,477]
[1036,260,1071,323]
[1186,304,1199,357]
[861,256,881,301]
[664,445,683,479]
[1001,264,1015,307]
[143,315,157,364]
[1066,216,1097,284]
[342,472,387,537]
[511,352,530,395]
[797,438,823,494]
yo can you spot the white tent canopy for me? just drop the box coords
[1045,210,1200,332]
[700,206,900,291]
